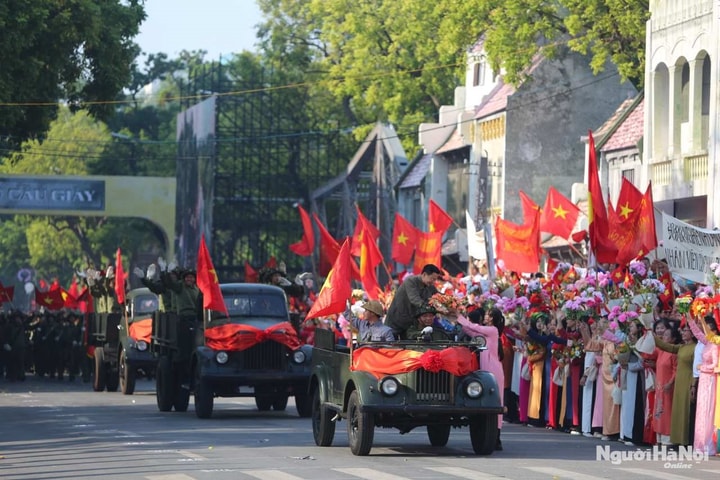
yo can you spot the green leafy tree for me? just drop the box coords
[256,0,648,152]
[0,0,146,147]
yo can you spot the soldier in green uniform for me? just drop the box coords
[406,304,450,342]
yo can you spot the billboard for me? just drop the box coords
[176,96,216,269]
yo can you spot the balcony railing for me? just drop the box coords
[651,161,673,186]
[683,154,708,182]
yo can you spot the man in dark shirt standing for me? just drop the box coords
[385,264,442,338]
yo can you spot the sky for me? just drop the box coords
[135,0,264,61]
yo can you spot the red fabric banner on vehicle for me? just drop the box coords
[350,346,478,378]
[128,318,153,343]
[204,322,301,351]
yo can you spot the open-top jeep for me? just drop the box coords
[309,328,503,456]
[191,283,313,419]
[117,288,159,394]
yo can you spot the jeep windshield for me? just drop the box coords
[209,293,288,328]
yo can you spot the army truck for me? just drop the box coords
[117,288,159,394]
[151,283,313,418]
[309,328,503,456]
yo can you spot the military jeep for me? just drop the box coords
[191,283,313,419]
[309,328,503,456]
[117,288,159,394]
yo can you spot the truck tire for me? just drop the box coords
[156,357,174,412]
[93,347,106,392]
[427,424,451,446]
[119,349,136,395]
[272,395,288,411]
[469,414,498,455]
[106,362,120,392]
[295,392,312,418]
[194,368,214,419]
[311,388,335,446]
[347,390,374,456]
[174,386,190,412]
[255,395,273,411]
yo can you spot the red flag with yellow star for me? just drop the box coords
[428,199,453,234]
[587,130,617,263]
[35,288,65,311]
[306,239,353,320]
[519,190,541,226]
[539,186,580,238]
[609,178,644,265]
[197,235,228,317]
[391,213,418,264]
[658,271,675,311]
[351,205,380,257]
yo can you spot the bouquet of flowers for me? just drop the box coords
[497,296,531,323]
[428,292,466,316]
[607,305,639,334]
[632,278,665,313]
[709,262,720,293]
[568,342,584,361]
[674,293,693,315]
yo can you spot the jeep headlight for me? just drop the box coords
[465,380,483,398]
[215,351,229,364]
[136,340,148,352]
[380,376,399,396]
[471,335,487,348]
[292,350,306,364]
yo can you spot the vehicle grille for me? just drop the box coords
[415,368,453,403]
[237,342,287,370]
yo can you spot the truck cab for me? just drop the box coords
[191,283,313,418]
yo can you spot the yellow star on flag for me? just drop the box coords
[552,204,568,219]
[428,222,436,232]
[619,202,634,219]
[397,231,408,245]
[209,268,219,284]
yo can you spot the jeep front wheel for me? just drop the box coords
[311,388,335,446]
[427,424,451,446]
[347,390,374,456]
[469,414,498,455]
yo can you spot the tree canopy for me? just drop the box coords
[256,0,648,153]
[0,0,146,147]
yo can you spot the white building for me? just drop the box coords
[643,0,718,226]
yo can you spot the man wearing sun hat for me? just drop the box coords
[351,300,395,342]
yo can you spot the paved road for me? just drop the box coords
[1,377,718,480]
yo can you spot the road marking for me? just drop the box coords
[425,467,506,479]
[618,468,706,479]
[146,475,197,480]
[177,450,207,461]
[334,468,410,480]
[523,467,609,480]
[243,470,305,480]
